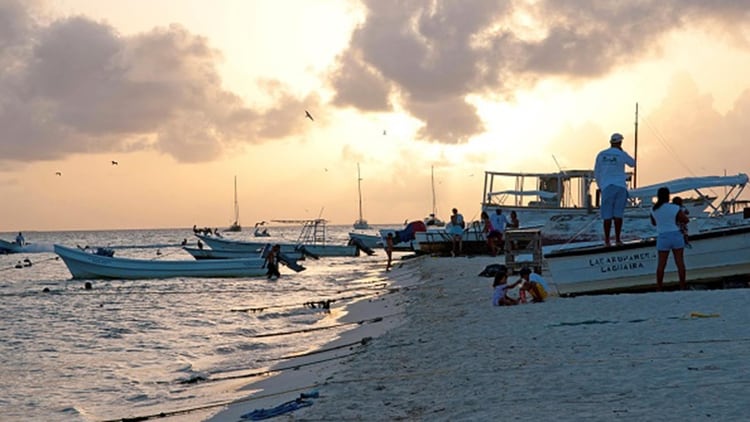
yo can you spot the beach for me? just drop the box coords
[210,255,750,421]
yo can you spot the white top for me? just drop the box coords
[650,203,681,234]
[490,212,510,233]
[492,284,509,306]
[594,147,636,190]
[455,213,465,227]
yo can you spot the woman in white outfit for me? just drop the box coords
[649,187,690,291]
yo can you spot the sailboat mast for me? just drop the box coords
[357,163,364,221]
[233,175,239,224]
[431,165,437,215]
[633,102,639,189]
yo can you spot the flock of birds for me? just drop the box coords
[53,110,383,176]
[55,160,118,176]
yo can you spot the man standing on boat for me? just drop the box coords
[594,132,636,246]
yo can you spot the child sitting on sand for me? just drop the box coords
[672,196,690,247]
[517,267,549,303]
[492,266,522,306]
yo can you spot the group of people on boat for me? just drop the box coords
[192,225,222,237]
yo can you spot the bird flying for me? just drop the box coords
[55,172,62,176]
[111,160,118,165]
[305,110,314,121]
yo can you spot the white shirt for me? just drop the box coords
[490,212,509,233]
[492,284,509,306]
[594,147,636,190]
[650,203,681,234]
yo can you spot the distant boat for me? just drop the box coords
[0,238,27,254]
[424,166,445,227]
[226,176,241,232]
[54,244,269,279]
[353,163,372,230]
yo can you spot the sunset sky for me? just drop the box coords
[2,0,750,232]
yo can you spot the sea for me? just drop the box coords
[0,225,394,422]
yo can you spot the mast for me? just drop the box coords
[431,165,437,216]
[633,102,639,189]
[357,163,364,222]
[233,175,239,225]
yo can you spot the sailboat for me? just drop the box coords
[353,163,372,230]
[226,175,242,232]
[424,165,445,227]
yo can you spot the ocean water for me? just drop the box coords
[0,226,392,422]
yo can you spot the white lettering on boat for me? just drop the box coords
[587,252,655,273]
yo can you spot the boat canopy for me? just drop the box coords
[629,174,748,199]
[487,190,558,200]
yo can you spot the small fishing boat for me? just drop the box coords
[54,244,270,279]
[198,219,370,258]
[183,246,306,272]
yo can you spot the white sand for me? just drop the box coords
[208,255,750,421]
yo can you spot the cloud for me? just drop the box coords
[0,0,313,164]
[327,0,750,144]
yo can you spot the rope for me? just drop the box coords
[0,255,60,272]
[247,313,403,339]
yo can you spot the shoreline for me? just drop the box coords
[204,253,431,421]
[209,255,750,421]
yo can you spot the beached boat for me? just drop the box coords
[54,244,269,279]
[226,176,242,232]
[352,163,372,230]
[544,223,750,296]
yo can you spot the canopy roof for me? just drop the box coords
[487,190,558,199]
[629,174,748,198]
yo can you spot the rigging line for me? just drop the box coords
[247,312,404,339]
[641,115,698,177]
[229,291,380,313]
[257,336,374,363]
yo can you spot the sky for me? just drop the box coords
[2,0,750,232]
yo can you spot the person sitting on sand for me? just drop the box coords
[517,267,549,303]
[492,266,522,306]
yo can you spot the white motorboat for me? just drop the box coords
[54,244,269,279]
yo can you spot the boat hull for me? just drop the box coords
[54,244,268,279]
[544,225,750,296]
